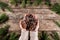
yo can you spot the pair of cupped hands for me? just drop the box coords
[19,14,39,31]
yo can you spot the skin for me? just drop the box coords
[21,20,27,29]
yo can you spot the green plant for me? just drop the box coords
[9,32,19,40]
[45,0,51,6]
[51,31,60,40]
[2,34,10,40]
[10,0,20,6]
[0,14,9,23]
[40,31,49,40]
[54,21,60,27]
[27,0,31,6]
[0,2,12,12]
[0,25,20,40]
[51,3,60,15]
[0,25,10,36]
[38,32,41,40]
[21,0,26,8]
[33,0,42,6]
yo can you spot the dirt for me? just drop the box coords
[0,0,60,32]
[0,8,59,32]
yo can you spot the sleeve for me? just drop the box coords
[19,29,29,40]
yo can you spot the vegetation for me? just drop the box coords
[54,21,60,27]
[51,31,60,40]
[27,0,31,6]
[33,0,42,6]
[0,25,20,40]
[0,0,55,8]
[10,0,20,6]
[0,25,10,40]
[53,21,60,40]
[0,25,60,40]
[38,32,41,40]
[51,3,60,15]
[0,14,9,23]
[45,0,51,6]
[9,32,19,40]
[0,25,10,36]
[0,2,12,12]
[38,31,60,40]
[40,31,49,40]
[21,0,26,8]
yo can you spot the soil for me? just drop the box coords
[21,14,38,31]
[0,0,60,32]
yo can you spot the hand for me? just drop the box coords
[21,20,27,29]
[19,14,39,31]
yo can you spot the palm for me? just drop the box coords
[21,14,38,31]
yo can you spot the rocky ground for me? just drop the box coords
[0,7,60,32]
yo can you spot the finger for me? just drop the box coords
[35,20,39,31]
